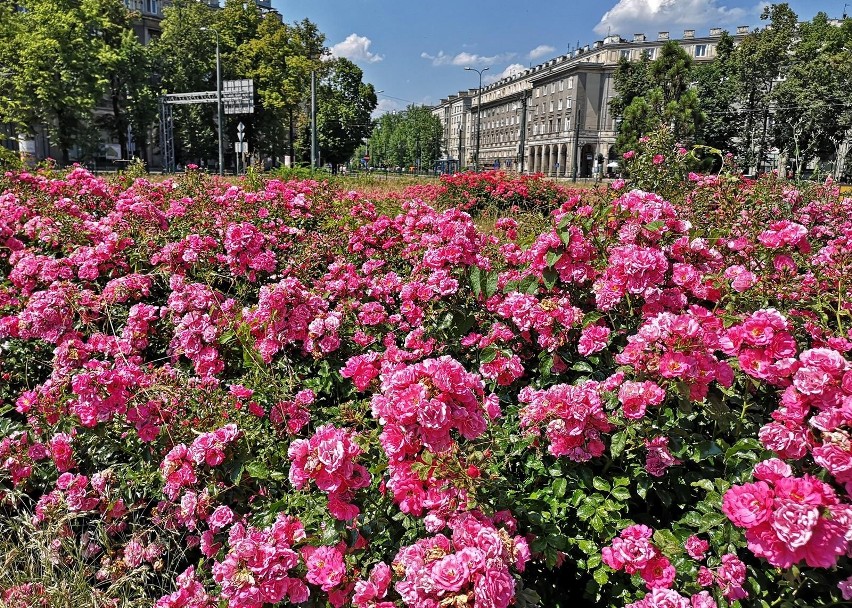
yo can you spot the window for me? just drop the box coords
[564,118,571,132]
[620,49,631,59]
[694,44,707,58]
[556,118,561,132]
[559,79,564,92]
[558,99,563,110]
[646,48,657,60]
[549,120,553,133]
[550,83,556,94]
[535,88,540,98]
[566,98,572,109]
[549,101,554,112]
[567,77,574,89]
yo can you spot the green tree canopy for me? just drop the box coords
[368,106,443,170]
[2,0,144,164]
[613,41,704,152]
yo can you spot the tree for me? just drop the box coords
[770,13,852,177]
[98,22,158,162]
[368,106,443,170]
[313,58,376,173]
[4,0,121,165]
[693,32,742,160]
[149,0,219,165]
[609,53,652,123]
[728,3,798,173]
[613,41,704,152]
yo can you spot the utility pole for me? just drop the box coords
[572,102,584,183]
[311,69,318,170]
[465,66,489,171]
[518,94,528,174]
[201,27,224,175]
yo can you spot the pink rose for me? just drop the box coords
[430,554,469,592]
[722,482,774,528]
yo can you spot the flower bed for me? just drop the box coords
[1,143,851,608]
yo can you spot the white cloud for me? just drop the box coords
[594,0,759,36]
[329,34,384,63]
[484,63,526,84]
[420,50,516,67]
[528,44,556,60]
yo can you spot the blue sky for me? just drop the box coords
[272,0,843,113]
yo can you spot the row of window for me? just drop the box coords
[534,77,575,98]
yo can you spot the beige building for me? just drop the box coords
[432,91,473,172]
[435,27,746,177]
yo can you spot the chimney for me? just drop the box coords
[736,25,749,34]
[683,29,695,39]
[633,33,646,42]
[709,27,722,36]
[658,31,670,40]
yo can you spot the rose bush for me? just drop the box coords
[1,142,851,608]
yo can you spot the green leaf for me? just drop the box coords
[611,486,631,501]
[245,461,269,479]
[545,250,561,267]
[484,271,499,298]
[480,346,498,364]
[610,431,627,459]
[552,477,568,498]
[577,502,596,520]
[519,274,539,295]
[592,477,611,492]
[593,566,609,585]
[572,361,594,373]
[542,268,559,290]
[470,265,482,298]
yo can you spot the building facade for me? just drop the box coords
[434,27,745,177]
[432,91,472,173]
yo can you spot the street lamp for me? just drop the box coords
[200,27,224,176]
[464,66,488,172]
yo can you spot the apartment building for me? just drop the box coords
[432,91,473,173]
[435,26,747,177]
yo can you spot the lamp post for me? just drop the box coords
[201,27,224,176]
[464,66,488,172]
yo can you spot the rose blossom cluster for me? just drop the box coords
[625,589,717,608]
[288,424,371,520]
[594,244,670,311]
[220,221,277,281]
[755,345,852,469]
[518,381,612,461]
[370,356,490,516]
[490,292,582,351]
[723,459,852,568]
[602,524,676,590]
[244,276,334,362]
[393,512,530,608]
[720,308,799,387]
[166,276,235,377]
[696,554,748,602]
[211,514,308,608]
[189,424,240,468]
[616,307,733,401]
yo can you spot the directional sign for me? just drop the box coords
[237,121,245,142]
[223,79,254,115]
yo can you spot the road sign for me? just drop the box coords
[234,142,248,153]
[222,79,255,115]
[237,121,245,142]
